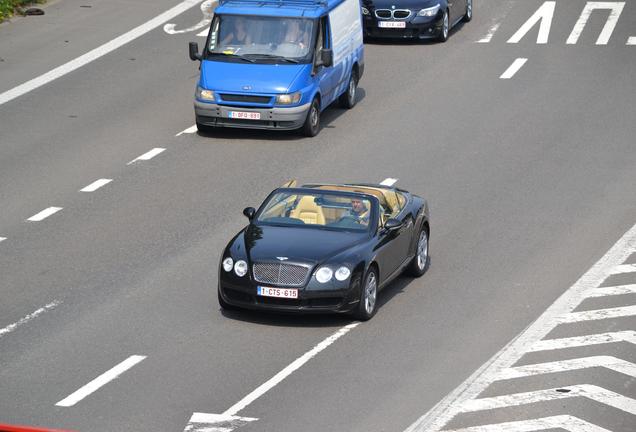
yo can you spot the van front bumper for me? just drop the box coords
[195,101,310,130]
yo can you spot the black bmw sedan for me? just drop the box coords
[218,183,430,320]
[361,0,472,42]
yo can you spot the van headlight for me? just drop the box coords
[234,260,248,277]
[418,4,440,16]
[275,92,301,105]
[196,85,215,101]
[315,267,333,283]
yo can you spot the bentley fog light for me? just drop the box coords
[335,266,351,281]
[234,260,248,277]
[315,267,333,283]
[222,257,234,272]
[275,92,301,105]
[196,86,215,101]
[417,4,440,16]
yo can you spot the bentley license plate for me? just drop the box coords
[257,286,298,299]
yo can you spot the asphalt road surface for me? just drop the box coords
[1,0,635,431]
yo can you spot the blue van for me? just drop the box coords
[188,0,364,137]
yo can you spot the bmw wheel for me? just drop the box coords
[463,0,473,22]
[438,9,449,42]
[301,97,321,137]
[339,69,358,109]
[354,267,378,321]
[407,227,430,277]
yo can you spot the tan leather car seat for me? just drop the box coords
[290,196,326,225]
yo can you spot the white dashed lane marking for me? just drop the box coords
[380,178,398,186]
[0,237,5,243]
[55,355,146,407]
[628,36,636,45]
[27,207,63,222]
[0,301,61,339]
[477,23,501,43]
[499,58,528,79]
[127,148,166,165]
[80,178,113,192]
[176,125,198,136]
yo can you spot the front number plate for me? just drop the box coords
[378,21,406,28]
[229,111,261,120]
[257,286,299,299]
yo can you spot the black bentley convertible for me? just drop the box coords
[218,182,430,320]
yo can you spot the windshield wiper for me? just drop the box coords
[245,54,299,64]
[208,52,255,63]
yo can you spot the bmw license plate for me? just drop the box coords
[228,111,261,120]
[378,21,406,28]
[257,286,298,299]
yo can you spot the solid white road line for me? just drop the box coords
[529,331,636,352]
[556,305,636,324]
[497,356,636,380]
[0,0,202,107]
[403,222,636,432]
[27,207,63,222]
[462,385,636,415]
[586,284,636,297]
[499,58,528,79]
[184,322,360,431]
[442,415,611,432]
[507,1,555,44]
[380,178,398,186]
[477,23,501,43]
[176,124,198,136]
[0,301,61,339]
[80,178,113,192]
[55,355,146,407]
[609,263,636,275]
[127,148,166,165]
[566,2,625,45]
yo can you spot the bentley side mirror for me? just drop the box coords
[189,42,202,61]
[317,49,333,67]
[243,207,256,221]
[384,218,403,232]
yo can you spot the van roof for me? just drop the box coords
[216,0,346,18]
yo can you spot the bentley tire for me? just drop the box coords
[353,267,378,321]
[407,226,430,277]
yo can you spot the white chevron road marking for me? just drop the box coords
[556,305,636,324]
[585,284,636,297]
[184,413,257,432]
[529,331,636,352]
[442,415,611,432]
[497,356,636,380]
[609,263,636,275]
[462,385,636,415]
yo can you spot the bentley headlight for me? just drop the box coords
[418,4,440,16]
[222,257,234,272]
[315,267,333,283]
[275,92,302,105]
[335,266,351,281]
[361,7,370,15]
[196,85,215,101]
[234,260,248,277]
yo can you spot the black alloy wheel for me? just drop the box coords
[301,97,321,137]
[438,9,449,42]
[464,0,473,22]
[353,267,378,321]
[339,69,358,109]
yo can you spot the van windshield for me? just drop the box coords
[207,15,315,64]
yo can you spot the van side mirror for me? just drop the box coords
[317,49,333,67]
[189,42,202,61]
[384,218,403,232]
[243,207,256,221]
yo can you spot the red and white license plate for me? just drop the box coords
[257,286,298,299]
[378,21,406,28]
[228,111,261,120]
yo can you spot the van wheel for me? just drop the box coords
[301,97,321,137]
[339,69,358,109]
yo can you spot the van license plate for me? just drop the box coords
[229,111,261,120]
[257,286,298,299]
[378,21,406,28]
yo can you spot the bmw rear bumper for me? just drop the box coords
[195,101,310,131]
